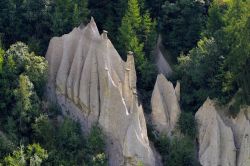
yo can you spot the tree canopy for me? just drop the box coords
[0,0,249,165]
[0,43,107,165]
[175,0,250,113]
[159,0,207,58]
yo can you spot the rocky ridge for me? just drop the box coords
[150,74,250,166]
[45,17,250,166]
[46,18,156,166]
[195,98,250,166]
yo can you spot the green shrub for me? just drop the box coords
[87,124,107,165]
[154,135,199,166]
[32,115,55,147]
[175,37,223,113]
[228,90,247,117]
[0,135,15,160]
[3,144,48,166]
[177,111,197,139]
[0,42,107,165]
[92,153,107,166]
[88,125,105,153]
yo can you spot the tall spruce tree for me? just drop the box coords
[118,0,157,112]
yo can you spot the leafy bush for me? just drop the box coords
[0,48,4,74]
[0,42,107,165]
[155,135,199,166]
[0,134,15,160]
[92,153,107,166]
[32,115,55,147]
[175,37,223,112]
[228,90,247,117]
[86,124,107,166]
[0,42,47,144]
[177,112,197,139]
[3,144,48,166]
[87,125,105,154]
[32,117,107,165]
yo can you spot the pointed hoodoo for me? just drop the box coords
[151,74,181,136]
[90,16,95,23]
[126,51,136,90]
[195,98,250,166]
[102,30,108,39]
[88,17,99,37]
[195,98,236,166]
[126,51,133,71]
[127,51,134,64]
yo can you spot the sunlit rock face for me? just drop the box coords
[151,74,181,136]
[46,18,156,166]
[195,98,236,166]
[231,108,250,166]
[195,98,250,166]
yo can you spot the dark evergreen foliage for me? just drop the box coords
[0,0,249,165]
[0,43,107,165]
[159,0,207,58]
[0,0,89,55]
[175,0,250,114]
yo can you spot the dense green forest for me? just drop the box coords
[0,42,107,165]
[0,0,249,165]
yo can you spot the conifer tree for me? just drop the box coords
[119,0,157,58]
[15,74,40,135]
[118,0,157,105]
